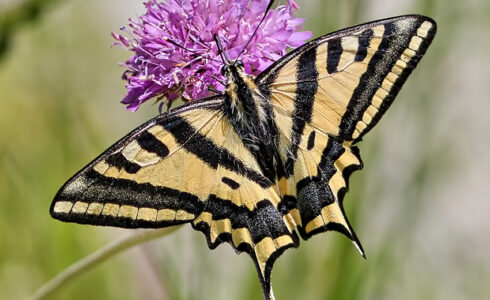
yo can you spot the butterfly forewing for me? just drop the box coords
[259,15,436,141]
[51,97,221,227]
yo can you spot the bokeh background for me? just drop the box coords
[1,0,489,299]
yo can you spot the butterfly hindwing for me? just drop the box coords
[273,115,363,240]
[257,15,436,247]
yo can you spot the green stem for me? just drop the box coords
[28,226,180,300]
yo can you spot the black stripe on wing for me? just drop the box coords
[326,37,343,74]
[359,18,437,140]
[284,46,318,176]
[338,16,437,141]
[355,29,374,62]
[163,116,272,188]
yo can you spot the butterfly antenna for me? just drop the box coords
[212,75,227,86]
[213,34,230,65]
[234,0,275,62]
[163,37,223,64]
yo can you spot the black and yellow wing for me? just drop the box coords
[50,96,298,299]
[256,15,436,248]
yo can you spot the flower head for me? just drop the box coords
[113,0,312,111]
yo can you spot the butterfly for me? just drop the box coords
[51,14,436,300]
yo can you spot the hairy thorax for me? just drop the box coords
[224,68,270,141]
[223,66,282,181]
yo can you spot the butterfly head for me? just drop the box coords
[220,60,246,84]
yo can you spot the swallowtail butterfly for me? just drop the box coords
[51,13,436,300]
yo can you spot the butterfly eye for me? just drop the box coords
[236,60,244,69]
[220,65,229,76]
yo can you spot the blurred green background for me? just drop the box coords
[1,0,489,299]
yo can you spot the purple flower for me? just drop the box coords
[112,0,312,111]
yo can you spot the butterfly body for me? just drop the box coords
[51,15,436,300]
[223,63,283,183]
